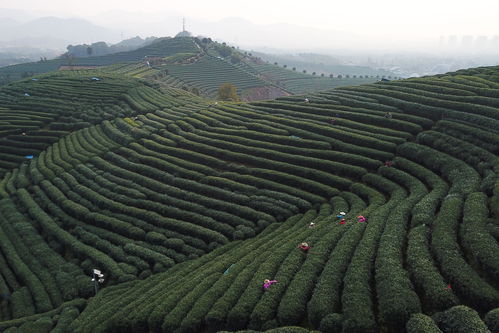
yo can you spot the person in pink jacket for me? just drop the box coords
[263,279,277,291]
[357,215,366,223]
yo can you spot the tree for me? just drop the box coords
[292,67,296,71]
[312,72,316,76]
[191,87,200,96]
[303,70,307,74]
[329,74,334,78]
[63,53,75,67]
[87,47,93,56]
[321,73,324,77]
[216,45,232,57]
[283,64,287,68]
[230,54,242,64]
[217,83,240,102]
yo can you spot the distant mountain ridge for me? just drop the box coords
[0,15,121,49]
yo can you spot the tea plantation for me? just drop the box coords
[0,38,199,84]
[0,65,497,333]
[0,37,380,102]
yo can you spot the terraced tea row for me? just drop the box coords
[0,71,198,177]
[67,66,497,332]
[0,66,497,332]
[240,60,381,94]
[0,38,200,84]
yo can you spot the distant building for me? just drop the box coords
[438,35,445,49]
[461,35,473,50]
[448,35,458,49]
[492,36,499,52]
[475,36,488,51]
[175,18,193,38]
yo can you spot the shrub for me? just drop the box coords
[433,305,490,333]
[406,313,442,333]
[319,313,343,333]
[485,308,499,333]
[18,317,53,333]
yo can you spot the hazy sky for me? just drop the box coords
[2,0,499,38]
[1,0,499,53]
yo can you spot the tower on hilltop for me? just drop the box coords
[176,18,192,37]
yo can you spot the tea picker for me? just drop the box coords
[92,268,105,295]
[262,279,277,291]
[298,242,311,252]
[336,211,346,219]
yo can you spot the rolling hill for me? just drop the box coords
[0,37,384,100]
[0,64,497,333]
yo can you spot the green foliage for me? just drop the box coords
[406,313,443,333]
[433,305,491,333]
[18,317,53,333]
[0,59,498,333]
[218,83,240,101]
[319,313,343,333]
[485,308,499,333]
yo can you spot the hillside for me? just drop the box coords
[0,37,384,101]
[0,37,199,84]
[0,66,497,332]
[0,71,200,178]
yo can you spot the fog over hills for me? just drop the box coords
[0,12,121,49]
[1,7,498,77]
[0,8,416,52]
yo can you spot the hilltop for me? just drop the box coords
[0,63,497,333]
[0,36,393,101]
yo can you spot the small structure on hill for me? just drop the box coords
[144,57,166,65]
[175,18,193,38]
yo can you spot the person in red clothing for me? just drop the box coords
[385,160,393,167]
[339,219,346,225]
[298,242,311,252]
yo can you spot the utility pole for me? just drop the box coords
[183,18,186,32]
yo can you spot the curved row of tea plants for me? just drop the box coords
[0,71,199,177]
[0,65,497,332]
